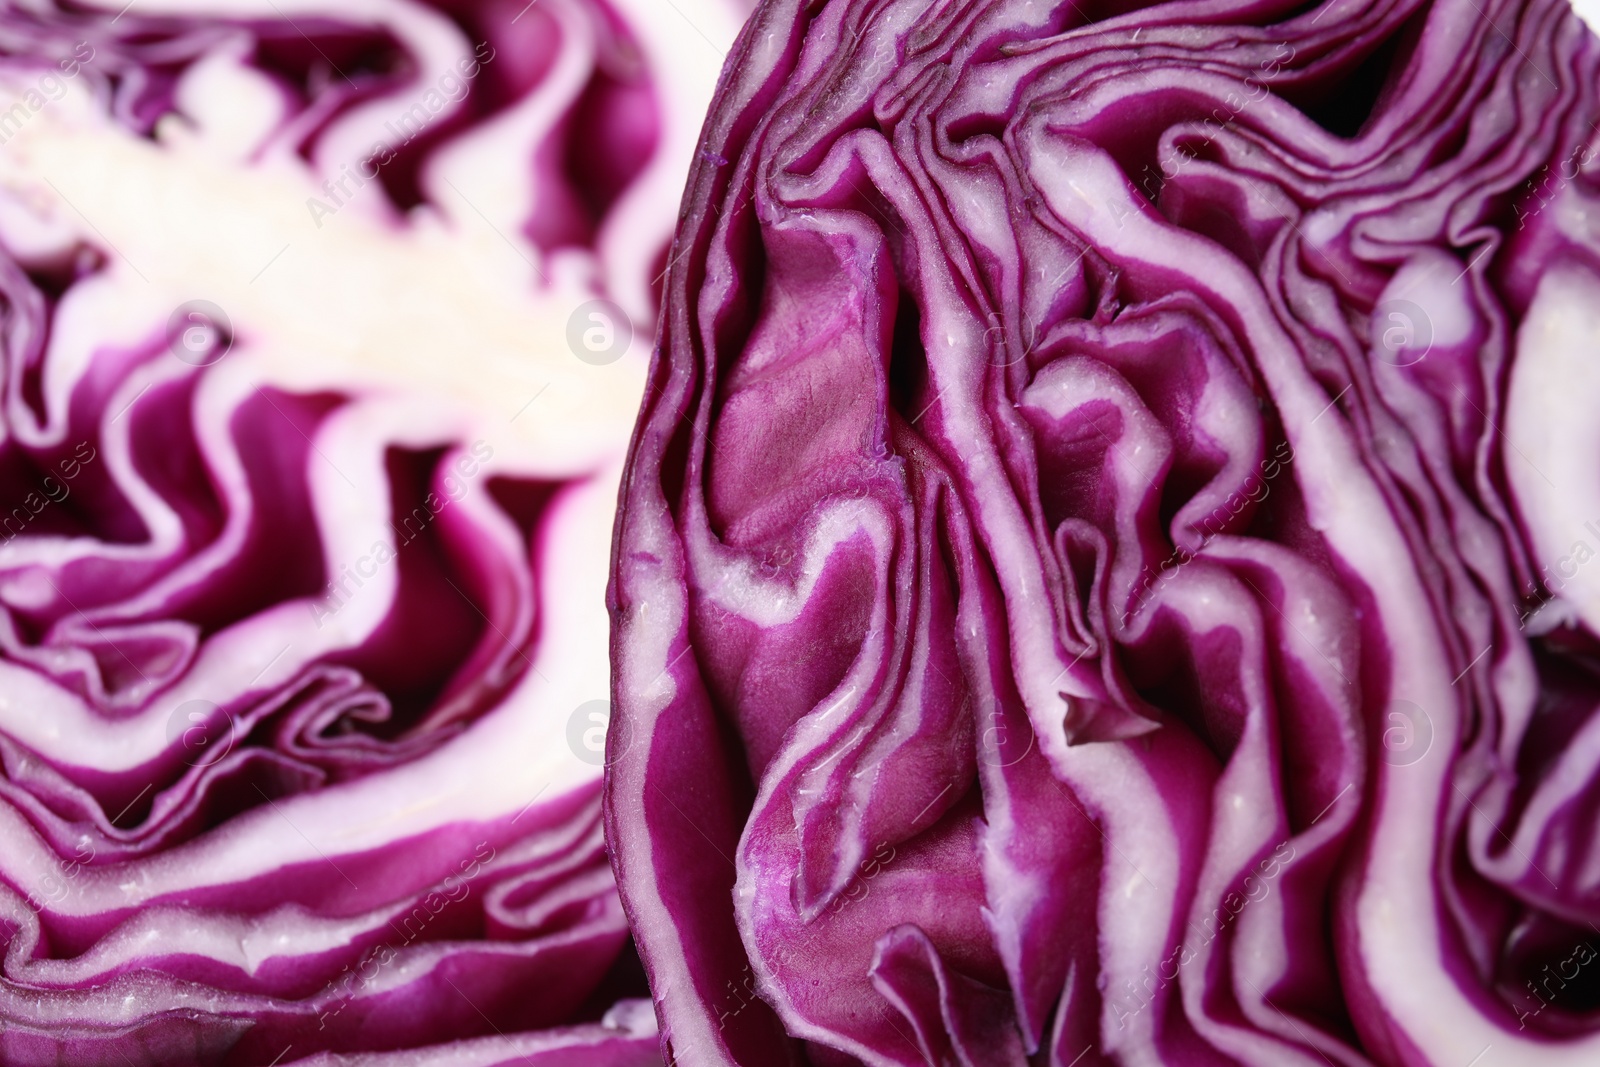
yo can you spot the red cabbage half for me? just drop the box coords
[607,0,1600,1064]
[0,0,743,1062]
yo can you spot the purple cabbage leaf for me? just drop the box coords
[607,0,1600,1064]
[0,0,744,1062]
